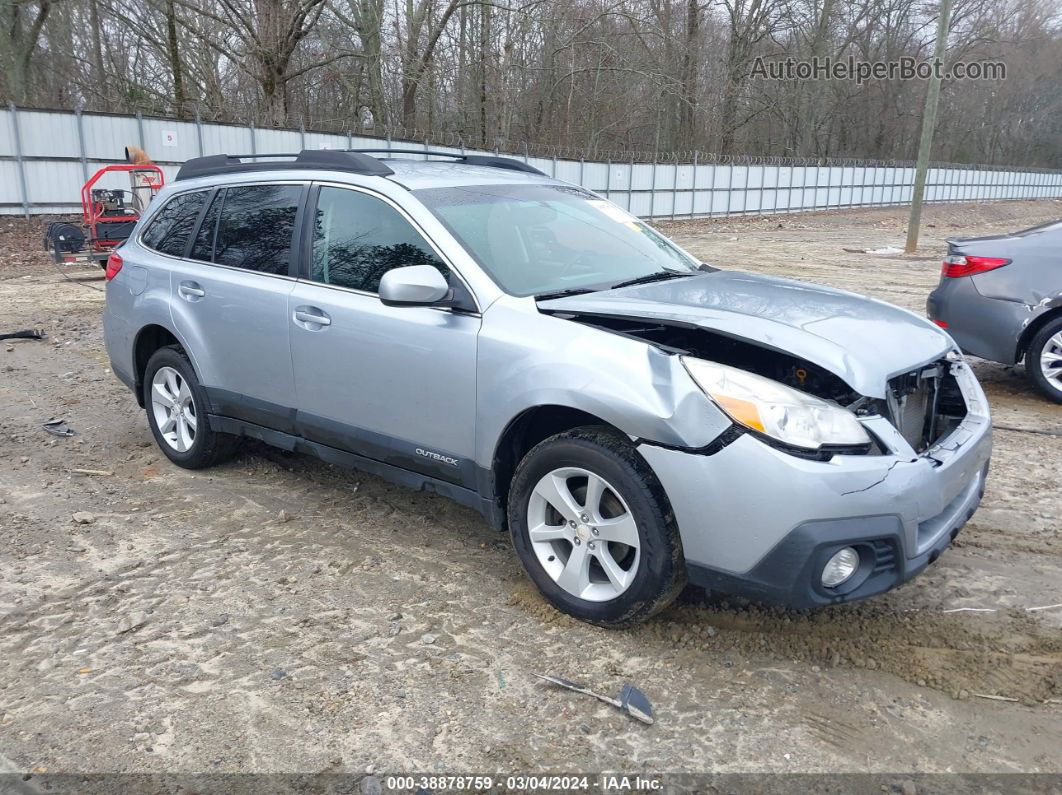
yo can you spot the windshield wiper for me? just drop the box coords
[609,270,696,290]
[534,287,599,301]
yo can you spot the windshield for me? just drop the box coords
[414,184,701,297]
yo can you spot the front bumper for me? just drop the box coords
[638,360,992,608]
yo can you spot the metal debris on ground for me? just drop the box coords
[842,246,904,254]
[0,328,46,341]
[42,419,76,437]
[534,673,654,725]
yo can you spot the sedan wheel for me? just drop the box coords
[1039,331,1062,393]
[527,466,641,602]
[150,365,198,453]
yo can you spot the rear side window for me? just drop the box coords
[141,191,207,256]
[310,186,448,293]
[212,185,302,275]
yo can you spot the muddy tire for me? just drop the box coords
[1026,317,1062,404]
[143,345,239,469]
[507,426,686,627]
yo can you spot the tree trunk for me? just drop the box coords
[678,0,700,148]
[355,0,387,129]
[88,0,106,103]
[165,0,187,117]
[479,1,491,145]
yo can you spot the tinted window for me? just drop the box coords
[141,191,207,257]
[189,190,222,262]
[213,185,301,275]
[311,187,448,293]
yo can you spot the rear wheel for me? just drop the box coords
[1027,318,1062,403]
[507,427,685,627]
[143,346,238,468]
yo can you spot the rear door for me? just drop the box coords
[168,182,305,432]
[288,183,480,487]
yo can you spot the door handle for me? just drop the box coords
[178,281,206,300]
[293,307,331,328]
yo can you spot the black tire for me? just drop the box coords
[1026,317,1062,404]
[142,345,239,468]
[507,426,686,627]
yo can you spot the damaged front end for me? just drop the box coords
[886,358,968,454]
[532,271,991,606]
[543,308,975,464]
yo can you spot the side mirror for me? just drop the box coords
[378,265,451,307]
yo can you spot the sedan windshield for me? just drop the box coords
[414,184,701,297]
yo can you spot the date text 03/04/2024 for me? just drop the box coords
[384,775,663,791]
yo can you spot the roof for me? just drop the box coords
[173,148,556,190]
[381,159,558,190]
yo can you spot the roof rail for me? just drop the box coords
[350,148,547,176]
[175,150,394,182]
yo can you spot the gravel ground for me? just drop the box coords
[1,201,1061,779]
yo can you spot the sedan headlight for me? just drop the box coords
[681,357,870,451]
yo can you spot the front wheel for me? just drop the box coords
[1027,318,1062,403]
[507,427,686,627]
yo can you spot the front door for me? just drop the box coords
[288,184,480,487]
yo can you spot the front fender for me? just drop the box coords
[474,298,730,466]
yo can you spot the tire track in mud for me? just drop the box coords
[502,574,1062,706]
[657,599,1062,706]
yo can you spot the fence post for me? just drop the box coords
[742,161,750,216]
[605,159,612,201]
[671,160,678,220]
[347,130,353,149]
[649,154,658,219]
[8,104,30,219]
[136,111,145,151]
[760,162,766,216]
[552,155,557,178]
[196,111,205,156]
[690,152,698,218]
[628,158,634,213]
[579,157,585,190]
[300,123,306,150]
[248,121,256,156]
[709,160,719,218]
[724,160,733,217]
[75,107,89,182]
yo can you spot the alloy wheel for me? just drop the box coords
[1040,331,1062,393]
[151,366,197,452]
[526,467,640,602]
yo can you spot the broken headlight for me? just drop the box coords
[681,357,871,451]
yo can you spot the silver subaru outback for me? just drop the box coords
[102,149,992,626]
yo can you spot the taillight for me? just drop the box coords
[932,319,949,329]
[941,254,1010,278]
[105,252,123,281]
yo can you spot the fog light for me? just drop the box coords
[822,547,860,588]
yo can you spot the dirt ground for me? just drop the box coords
[1,200,1060,781]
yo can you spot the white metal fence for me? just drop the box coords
[4,105,1061,218]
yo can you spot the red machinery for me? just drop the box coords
[45,155,164,267]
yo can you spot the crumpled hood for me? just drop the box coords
[538,271,953,398]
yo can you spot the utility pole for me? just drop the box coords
[905,0,954,253]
